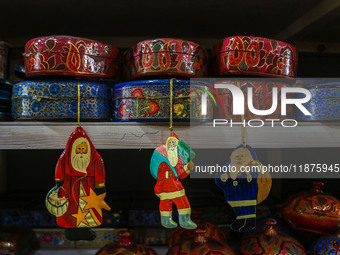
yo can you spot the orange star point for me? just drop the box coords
[80,188,111,217]
[71,206,88,227]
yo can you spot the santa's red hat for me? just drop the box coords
[170,132,179,140]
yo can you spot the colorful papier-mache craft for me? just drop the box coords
[95,231,158,255]
[24,36,119,79]
[45,126,111,241]
[309,227,340,255]
[239,219,306,255]
[167,229,235,255]
[282,182,340,235]
[150,132,197,229]
[213,36,297,78]
[215,144,271,232]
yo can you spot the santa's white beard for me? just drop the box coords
[167,148,178,167]
[71,154,90,173]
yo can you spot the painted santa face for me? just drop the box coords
[71,137,91,173]
[230,147,253,167]
[166,138,178,167]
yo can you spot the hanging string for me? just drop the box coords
[77,82,81,127]
[241,114,246,147]
[169,78,174,132]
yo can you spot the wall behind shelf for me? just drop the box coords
[4,148,340,207]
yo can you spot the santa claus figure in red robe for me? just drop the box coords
[150,133,197,229]
[46,126,111,240]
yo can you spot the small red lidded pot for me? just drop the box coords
[239,219,306,255]
[213,36,297,78]
[122,38,208,81]
[282,182,340,235]
[95,231,158,255]
[24,35,119,79]
[167,229,235,255]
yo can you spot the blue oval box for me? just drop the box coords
[12,80,111,120]
[296,82,340,121]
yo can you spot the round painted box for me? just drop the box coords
[216,80,294,121]
[309,229,340,255]
[282,182,340,235]
[95,231,158,255]
[239,219,306,255]
[122,38,208,81]
[296,83,340,121]
[113,79,214,122]
[12,80,111,120]
[167,229,234,255]
[24,36,120,79]
[213,36,297,78]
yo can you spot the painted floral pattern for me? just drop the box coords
[12,80,111,120]
[297,87,340,121]
[214,36,297,78]
[122,38,208,80]
[113,81,213,121]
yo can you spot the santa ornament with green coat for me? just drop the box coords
[150,132,197,229]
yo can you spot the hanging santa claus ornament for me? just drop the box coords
[150,79,197,230]
[45,83,111,241]
[215,116,271,232]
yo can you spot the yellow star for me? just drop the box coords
[71,206,88,227]
[80,188,111,217]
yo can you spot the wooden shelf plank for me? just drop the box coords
[0,122,339,149]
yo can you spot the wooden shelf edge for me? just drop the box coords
[0,121,339,149]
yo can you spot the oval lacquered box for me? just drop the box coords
[309,229,340,255]
[239,219,306,255]
[213,36,297,78]
[282,182,340,235]
[24,36,119,79]
[12,80,111,120]
[113,79,214,122]
[167,229,234,255]
[95,231,158,255]
[122,38,208,81]
[296,83,340,121]
[216,79,294,121]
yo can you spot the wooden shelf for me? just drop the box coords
[0,121,339,149]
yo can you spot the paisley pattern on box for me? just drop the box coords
[123,38,208,80]
[12,80,111,120]
[213,36,297,78]
[113,79,213,121]
[24,36,119,79]
[296,87,340,121]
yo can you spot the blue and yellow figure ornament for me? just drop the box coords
[215,144,271,232]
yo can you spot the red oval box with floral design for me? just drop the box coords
[239,219,306,255]
[24,36,119,79]
[122,38,208,81]
[282,182,340,235]
[213,36,297,78]
[216,79,294,121]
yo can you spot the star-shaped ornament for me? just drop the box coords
[80,188,111,217]
[71,206,89,227]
